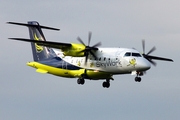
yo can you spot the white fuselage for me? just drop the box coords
[54,47,151,74]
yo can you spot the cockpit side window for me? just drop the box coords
[132,53,141,57]
[124,52,131,57]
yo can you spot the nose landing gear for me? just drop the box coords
[135,76,141,82]
[135,71,143,82]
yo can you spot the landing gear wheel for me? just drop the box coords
[135,77,141,82]
[102,81,110,88]
[77,78,85,85]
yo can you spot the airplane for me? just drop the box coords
[8,21,173,88]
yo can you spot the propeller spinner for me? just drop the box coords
[141,40,173,66]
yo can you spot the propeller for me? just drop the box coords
[141,40,173,66]
[77,32,101,64]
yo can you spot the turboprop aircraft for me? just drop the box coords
[8,21,173,88]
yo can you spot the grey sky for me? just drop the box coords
[1,0,179,120]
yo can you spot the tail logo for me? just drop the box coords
[34,34,43,53]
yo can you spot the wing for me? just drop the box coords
[9,38,86,57]
[9,38,72,49]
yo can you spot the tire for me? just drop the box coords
[102,81,110,88]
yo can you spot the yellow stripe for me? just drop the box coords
[27,62,112,79]
[27,62,84,78]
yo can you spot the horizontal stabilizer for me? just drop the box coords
[36,69,48,74]
[9,38,72,49]
[7,22,60,31]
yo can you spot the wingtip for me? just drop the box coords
[6,21,12,23]
[8,38,17,40]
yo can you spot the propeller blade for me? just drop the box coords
[146,55,173,62]
[88,32,92,46]
[92,42,101,48]
[77,37,85,46]
[147,46,156,55]
[148,59,157,66]
[142,40,145,54]
[85,52,89,64]
[89,50,97,60]
[140,40,173,67]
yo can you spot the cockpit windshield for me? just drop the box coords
[132,53,141,57]
[124,52,142,57]
[124,52,131,57]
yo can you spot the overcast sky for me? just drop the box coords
[1,0,179,120]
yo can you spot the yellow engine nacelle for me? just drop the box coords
[63,43,86,57]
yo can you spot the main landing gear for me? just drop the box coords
[77,78,85,85]
[102,79,110,88]
[77,78,111,88]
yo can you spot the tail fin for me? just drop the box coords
[27,21,57,61]
[8,21,60,61]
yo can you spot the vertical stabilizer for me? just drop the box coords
[27,21,56,61]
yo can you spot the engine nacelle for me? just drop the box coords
[63,43,85,57]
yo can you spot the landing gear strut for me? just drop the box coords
[77,78,85,85]
[102,79,110,88]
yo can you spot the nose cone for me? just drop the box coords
[138,58,151,71]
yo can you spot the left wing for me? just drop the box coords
[9,38,72,49]
[9,38,86,57]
